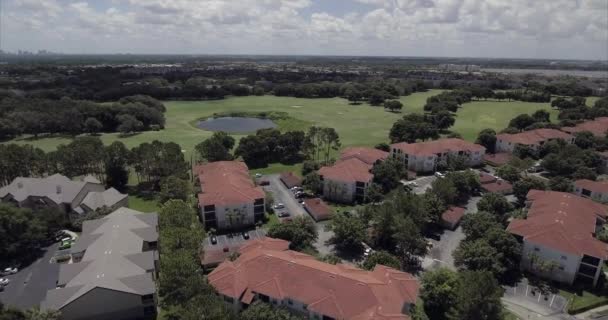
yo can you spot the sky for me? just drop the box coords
[1,0,607,60]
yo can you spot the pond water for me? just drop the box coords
[197,117,277,133]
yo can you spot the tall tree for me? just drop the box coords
[420,268,459,320]
[448,271,504,320]
[104,141,130,191]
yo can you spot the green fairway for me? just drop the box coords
[3,91,591,162]
[451,100,558,141]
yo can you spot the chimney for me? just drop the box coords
[56,185,62,194]
[17,182,23,189]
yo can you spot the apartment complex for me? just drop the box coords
[318,147,388,203]
[208,237,420,320]
[574,179,608,203]
[507,191,608,286]
[0,174,127,217]
[196,161,265,230]
[561,117,608,137]
[42,208,159,320]
[390,138,485,173]
[495,129,574,154]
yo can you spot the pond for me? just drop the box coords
[197,117,277,133]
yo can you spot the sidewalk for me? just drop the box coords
[575,305,608,319]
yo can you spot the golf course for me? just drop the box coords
[6,91,598,175]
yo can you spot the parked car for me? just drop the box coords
[1,267,18,276]
[55,231,69,242]
[210,236,218,245]
[255,173,263,178]
[259,180,270,186]
[59,240,72,250]
[0,278,10,286]
[273,203,285,210]
[242,231,250,240]
[434,171,446,178]
[278,212,290,218]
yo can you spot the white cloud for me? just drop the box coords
[1,0,606,59]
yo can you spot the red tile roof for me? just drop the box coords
[479,172,498,184]
[483,153,513,167]
[319,158,374,183]
[196,161,265,207]
[575,179,608,194]
[303,198,333,221]
[391,138,485,156]
[340,147,389,165]
[497,129,573,146]
[208,238,419,320]
[280,172,302,189]
[507,190,608,259]
[441,206,466,225]
[481,180,513,194]
[562,117,608,137]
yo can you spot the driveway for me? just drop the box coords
[313,221,335,256]
[0,243,60,309]
[422,196,480,270]
[264,174,308,218]
[408,175,437,194]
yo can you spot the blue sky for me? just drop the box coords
[1,0,607,60]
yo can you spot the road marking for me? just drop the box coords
[525,285,529,297]
[549,294,556,307]
[537,294,542,302]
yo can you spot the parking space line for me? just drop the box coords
[525,285,529,297]
[549,294,556,307]
[537,294,542,302]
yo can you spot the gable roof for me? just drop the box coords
[42,207,158,311]
[391,138,485,156]
[507,190,608,259]
[340,147,389,165]
[441,206,466,225]
[319,158,375,183]
[303,198,333,221]
[575,179,608,194]
[279,172,302,189]
[196,161,265,207]
[562,117,608,137]
[496,129,573,145]
[80,188,128,211]
[208,238,419,320]
[0,174,101,206]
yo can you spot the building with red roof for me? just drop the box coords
[507,190,608,286]
[318,147,388,203]
[200,237,290,271]
[574,179,608,203]
[390,138,485,173]
[495,129,574,154]
[208,237,420,320]
[279,172,302,189]
[562,117,608,137]
[440,206,466,230]
[303,198,333,221]
[478,172,513,195]
[483,152,513,167]
[196,161,265,230]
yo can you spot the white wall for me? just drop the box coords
[215,202,256,230]
[574,187,608,203]
[520,241,580,285]
[322,179,356,203]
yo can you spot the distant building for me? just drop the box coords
[574,179,608,203]
[441,206,466,230]
[303,198,333,221]
[479,172,513,195]
[318,147,388,203]
[561,117,608,137]
[279,172,302,189]
[208,237,420,320]
[0,174,127,218]
[390,138,485,173]
[42,208,159,320]
[495,129,574,154]
[196,161,265,230]
[507,191,607,286]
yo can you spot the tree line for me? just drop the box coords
[0,94,166,140]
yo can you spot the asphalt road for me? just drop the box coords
[0,243,60,309]
[265,174,307,219]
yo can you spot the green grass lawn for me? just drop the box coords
[560,289,608,314]
[3,91,594,165]
[128,194,161,212]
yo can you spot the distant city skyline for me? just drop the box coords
[1,0,607,60]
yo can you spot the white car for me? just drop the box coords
[434,171,446,178]
[255,173,263,178]
[273,203,285,210]
[0,278,9,286]
[2,267,17,275]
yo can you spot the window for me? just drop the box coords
[559,266,565,271]
[303,304,308,310]
[582,189,592,197]
[224,296,234,303]
[287,299,293,305]
[534,247,540,252]
[561,256,568,260]
[141,294,154,304]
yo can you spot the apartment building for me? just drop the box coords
[0,174,127,218]
[507,190,608,286]
[208,237,420,320]
[574,179,608,203]
[42,208,159,320]
[561,117,608,138]
[196,161,265,230]
[495,129,574,154]
[318,147,388,203]
[390,138,485,173]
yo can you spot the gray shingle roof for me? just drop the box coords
[79,188,128,211]
[0,174,100,205]
[42,207,159,311]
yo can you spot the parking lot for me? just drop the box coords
[203,228,267,248]
[263,174,308,220]
[0,243,60,309]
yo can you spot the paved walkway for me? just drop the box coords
[575,305,608,319]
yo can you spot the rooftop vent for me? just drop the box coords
[17,182,23,189]
[56,185,62,194]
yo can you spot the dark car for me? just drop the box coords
[210,236,218,245]
[259,180,270,186]
[278,212,290,218]
[242,231,250,240]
